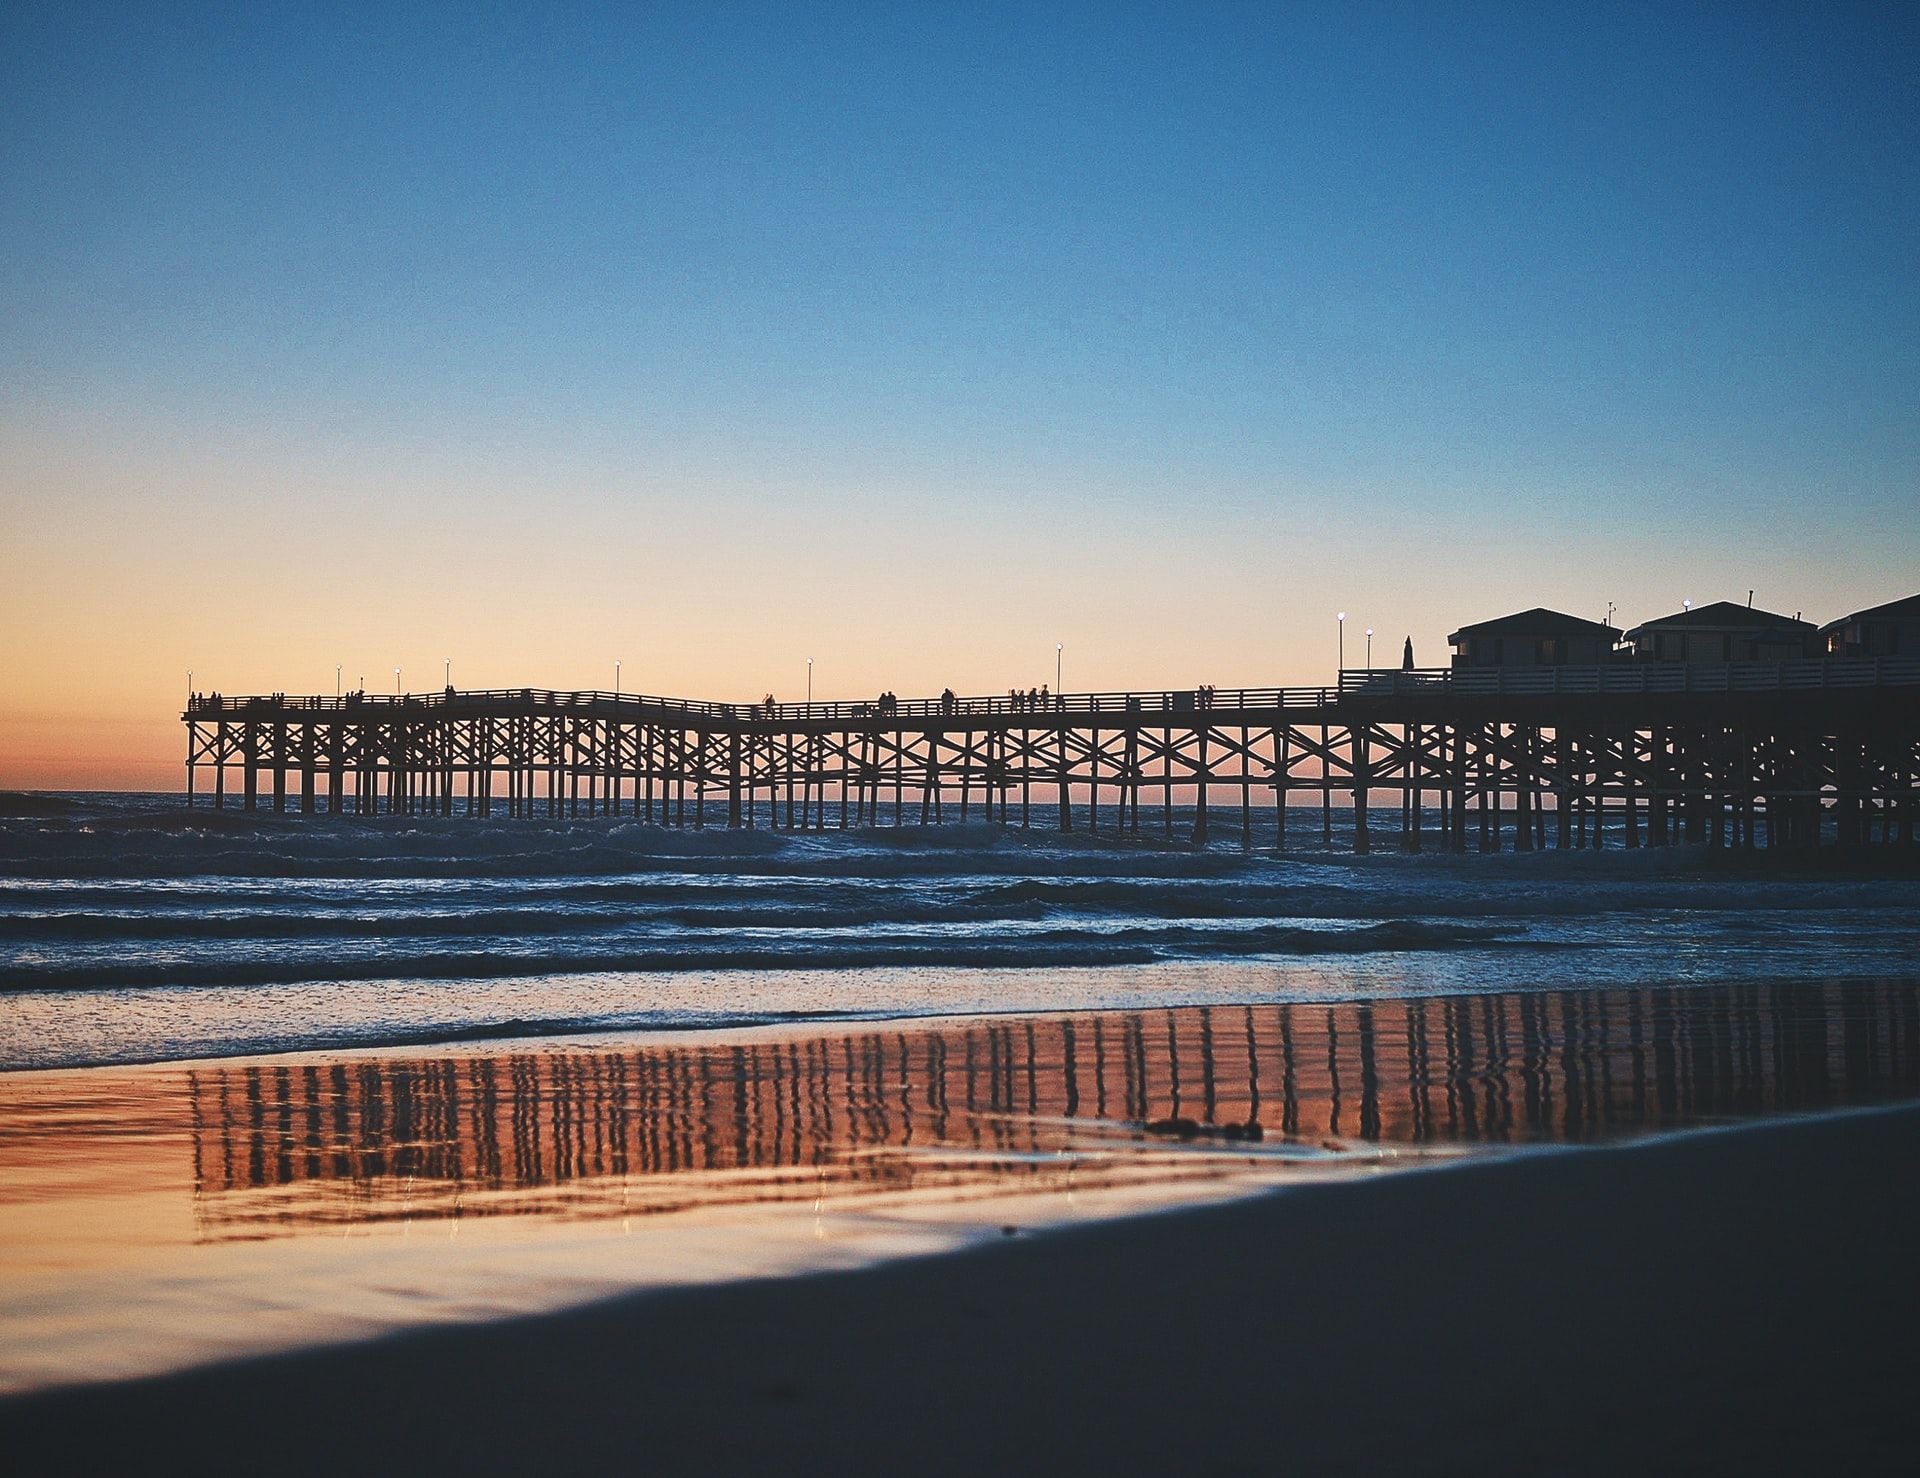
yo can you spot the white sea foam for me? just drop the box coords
[2,793,1916,1069]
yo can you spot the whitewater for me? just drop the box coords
[3,792,1917,1069]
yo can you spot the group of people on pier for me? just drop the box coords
[1009,685,1056,711]
[845,691,902,718]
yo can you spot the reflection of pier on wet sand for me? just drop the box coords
[5,985,1918,1475]
[182,978,1920,1237]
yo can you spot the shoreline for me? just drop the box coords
[6,1101,1915,1476]
[10,959,1919,1074]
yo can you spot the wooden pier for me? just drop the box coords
[182,660,1920,851]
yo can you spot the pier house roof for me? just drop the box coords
[1816,593,1920,636]
[1445,608,1620,646]
[1622,601,1812,641]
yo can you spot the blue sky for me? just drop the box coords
[2,3,1916,782]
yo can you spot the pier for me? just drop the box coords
[182,658,1920,851]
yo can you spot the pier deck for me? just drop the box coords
[183,659,1920,851]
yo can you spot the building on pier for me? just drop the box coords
[1622,601,1816,664]
[1820,593,1920,659]
[1446,608,1620,669]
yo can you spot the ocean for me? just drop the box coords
[3,790,1918,1070]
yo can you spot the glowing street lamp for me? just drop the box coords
[395,667,402,697]
[806,658,813,707]
[1337,613,1346,672]
[335,665,341,700]
[1366,627,1374,668]
[444,657,451,689]
[1056,643,1063,695]
[615,660,621,697]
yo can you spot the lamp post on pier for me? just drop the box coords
[1366,627,1374,669]
[1337,613,1346,673]
[807,658,813,708]
[395,667,401,697]
[615,660,621,697]
[444,658,451,689]
[1056,643,1062,696]
[335,665,341,700]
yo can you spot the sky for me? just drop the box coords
[3,2,1916,789]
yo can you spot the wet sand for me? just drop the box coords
[5,1101,1917,1476]
[6,981,1918,1394]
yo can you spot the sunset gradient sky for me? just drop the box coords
[4,3,1917,789]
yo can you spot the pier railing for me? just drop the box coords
[184,655,1920,723]
[183,683,1348,721]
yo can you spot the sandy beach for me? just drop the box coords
[7,803,1918,1473]
[6,1099,1915,1476]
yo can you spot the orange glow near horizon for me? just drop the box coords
[3,409,1907,792]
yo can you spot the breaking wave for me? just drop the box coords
[4,792,1918,1069]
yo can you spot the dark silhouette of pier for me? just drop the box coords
[182,658,1920,851]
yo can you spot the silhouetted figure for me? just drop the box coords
[1402,636,1415,671]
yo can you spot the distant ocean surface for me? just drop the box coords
[3,792,1917,1070]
